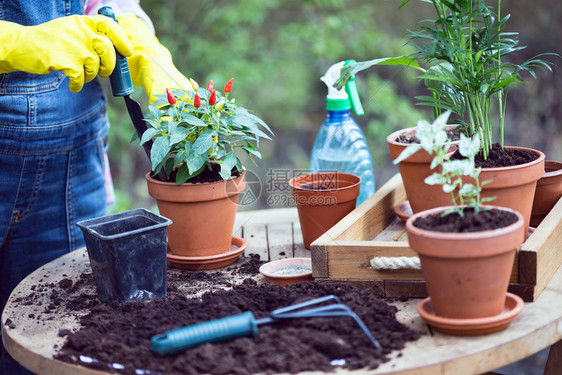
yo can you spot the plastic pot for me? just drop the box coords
[76,208,172,303]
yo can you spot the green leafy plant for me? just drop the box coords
[142,79,273,184]
[394,111,493,216]
[335,0,557,159]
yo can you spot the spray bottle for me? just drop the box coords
[311,60,375,205]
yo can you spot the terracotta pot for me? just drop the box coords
[530,160,562,227]
[476,147,545,232]
[406,205,525,319]
[290,172,360,249]
[387,125,460,214]
[146,171,246,257]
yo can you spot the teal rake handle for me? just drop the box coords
[98,6,134,97]
[150,311,259,355]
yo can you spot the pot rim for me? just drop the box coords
[386,124,462,147]
[289,171,361,193]
[544,160,562,177]
[145,169,246,186]
[405,204,524,241]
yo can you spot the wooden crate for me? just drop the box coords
[311,173,562,302]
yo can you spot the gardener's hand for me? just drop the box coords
[0,15,133,93]
[117,15,193,102]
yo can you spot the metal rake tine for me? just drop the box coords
[269,295,343,316]
[271,303,382,351]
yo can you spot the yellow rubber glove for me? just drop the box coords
[0,15,133,93]
[117,15,193,102]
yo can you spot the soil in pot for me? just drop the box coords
[8,256,421,375]
[450,143,539,168]
[151,161,241,184]
[395,128,462,144]
[413,208,519,233]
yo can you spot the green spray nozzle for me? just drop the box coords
[343,60,364,116]
[321,60,364,116]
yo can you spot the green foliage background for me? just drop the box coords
[106,0,561,213]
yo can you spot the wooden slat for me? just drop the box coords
[292,221,310,258]
[241,223,269,261]
[267,223,293,261]
[519,197,562,299]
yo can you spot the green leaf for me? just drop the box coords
[140,128,159,146]
[150,136,171,171]
[186,152,207,175]
[182,114,207,127]
[425,173,446,185]
[334,57,425,90]
[170,126,192,145]
[173,149,187,167]
[191,129,216,155]
[242,146,262,159]
[148,106,162,120]
[175,164,190,185]
[219,152,238,180]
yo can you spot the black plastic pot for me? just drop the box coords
[76,208,172,303]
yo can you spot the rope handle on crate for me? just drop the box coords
[370,256,421,270]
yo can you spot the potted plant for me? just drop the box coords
[399,112,525,334]
[289,171,361,249]
[336,0,555,227]
[142,79,273,259]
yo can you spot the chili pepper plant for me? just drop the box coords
[142,79,273,184]
[394,111,493,216]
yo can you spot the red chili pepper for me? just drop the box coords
[209,90,217,106]
[166,88,177,105]
[193,94,202,108]
[206,80,214,92]
[224,78,234,93]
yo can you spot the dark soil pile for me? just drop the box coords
[414,208,518,233]
[450,143,538,168]
[19,255,420,375]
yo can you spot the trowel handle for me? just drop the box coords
[98,6,134,97]
[150,311,259,355]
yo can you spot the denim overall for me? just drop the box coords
[0,2,109,374]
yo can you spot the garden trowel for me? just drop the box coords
[98,6,152,160]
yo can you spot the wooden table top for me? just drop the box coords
[2,207,561,375]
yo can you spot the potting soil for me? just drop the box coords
[451,142,539,168]
[413,207,519,232]
[7,255,420,375]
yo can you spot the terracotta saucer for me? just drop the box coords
[259,257,313,286]
[166,236,247,270]
[417,292,524,336]
[394,200,413,222]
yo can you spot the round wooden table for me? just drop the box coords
[2,208,562,374]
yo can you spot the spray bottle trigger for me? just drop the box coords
[343,60,364,116]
